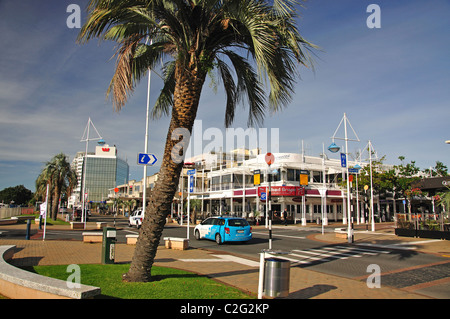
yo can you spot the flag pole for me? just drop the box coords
[43,183,49,241]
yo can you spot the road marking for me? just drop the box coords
[252,231,306,240]
[212,255,260,267]
[179,258,228,263]
[332,245,390,255]
[284,245,392,265]
[356,243,415,251]
[123,229,139,234]
[179,255,260,267]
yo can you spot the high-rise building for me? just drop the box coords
[69,142,129,206]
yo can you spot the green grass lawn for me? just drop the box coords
[14,214,70,226]
[32,264,254,299]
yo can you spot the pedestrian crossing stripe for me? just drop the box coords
[286,245,390,265]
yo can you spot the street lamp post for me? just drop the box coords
[80,118,102,229]
[328,113,360,244]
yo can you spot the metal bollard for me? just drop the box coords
[26,219,31,240]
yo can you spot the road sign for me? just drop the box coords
[187,169,196,176]
[265,152,275,165]
[340,153,347,168]
[349,167,360,173]
[260,192,266,201]
[189,175,194,193]
[253,169,261,186]
[137,153,157,165]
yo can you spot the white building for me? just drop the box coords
[184,150,362,224]
[111,148,380,224]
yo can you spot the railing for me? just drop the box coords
[396,212,450,239]
[0,207,35,219]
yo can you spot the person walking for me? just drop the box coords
[283,208,288,226]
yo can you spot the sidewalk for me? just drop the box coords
[1,221,449,299]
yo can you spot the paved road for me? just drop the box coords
[1,214,449,298]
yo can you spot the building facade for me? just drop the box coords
[69,143,129,206]
[185,151,353,224]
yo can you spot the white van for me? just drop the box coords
[128,209,144,228]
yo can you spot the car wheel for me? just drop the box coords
[215,233,222,245]
[195,230,201,240]
[137,222,141,229]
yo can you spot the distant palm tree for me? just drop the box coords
[79,0,315,282]
[36,153,77,220]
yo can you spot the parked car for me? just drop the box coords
[194,216,252,244]
[129,209,144,228]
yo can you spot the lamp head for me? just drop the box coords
[328,142,340,153]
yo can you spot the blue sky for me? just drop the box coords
[0,0,449,192]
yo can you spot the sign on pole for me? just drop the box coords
[189,175,194,193]
[265,152,275,166]
[254,169,261,186]
[340,153,347,168]
[299,170,309,186]
[137,153,158,165]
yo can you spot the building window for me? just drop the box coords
[269,169,281,182]
[312,171,323,183]
[287,169,295,181]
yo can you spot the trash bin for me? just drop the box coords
[101,227,116,264]
[264,257,290,297]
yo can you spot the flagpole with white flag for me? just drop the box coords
[43,183,49,241]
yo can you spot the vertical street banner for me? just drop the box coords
[254,169,261,186]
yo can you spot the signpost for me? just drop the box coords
[186,169,196,240]
[253,169,261,186]
[340,153,347,168]
[265,153,274,249]
[137,153,158,165]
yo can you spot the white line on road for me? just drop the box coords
[212,255,260,267]
[252,231,306,240]
[179,255,260,267]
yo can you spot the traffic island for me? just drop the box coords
[82,232,103,243]
[126,234,138,245]
[70,222,85,230]
[163,237,189,250]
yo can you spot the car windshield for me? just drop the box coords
[228,219,248,227]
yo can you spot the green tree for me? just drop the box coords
[35,153,77,220]
[394,156,421,219]
[0,185,33,206]
[79,0,315,282]
[423,161,448,177]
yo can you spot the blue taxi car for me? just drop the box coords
[194,216,252,244]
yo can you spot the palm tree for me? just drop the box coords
[78,0,315,282]
[36,153,77,220]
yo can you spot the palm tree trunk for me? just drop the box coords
[123,63,206,282]
[52,185,61,221]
